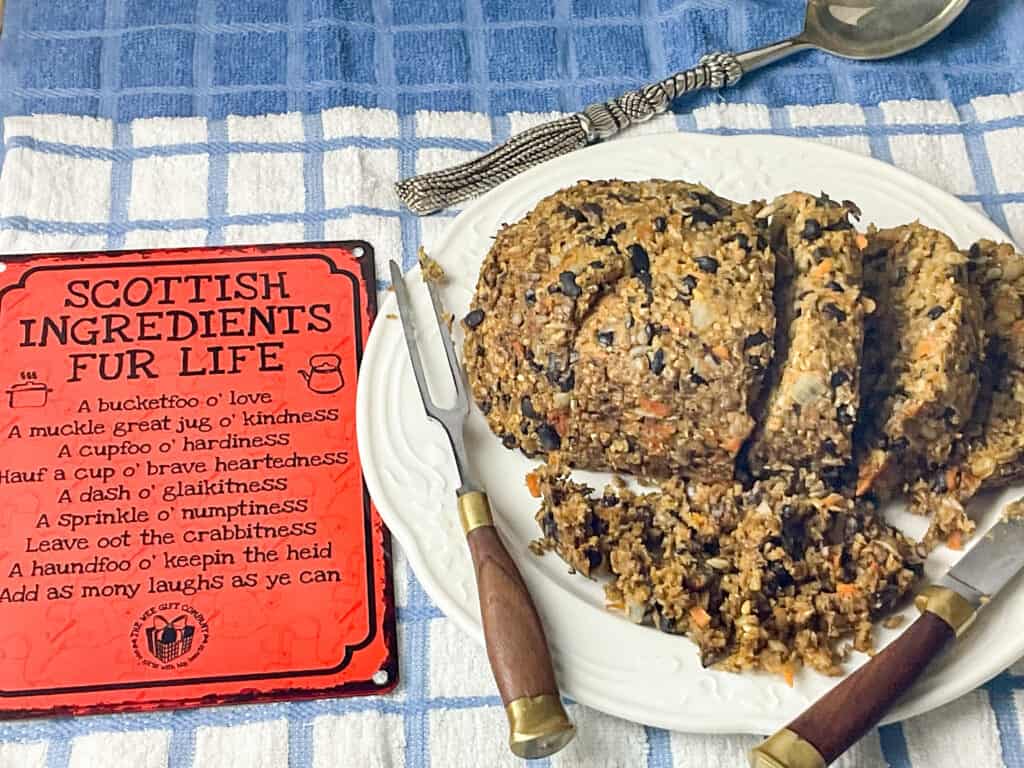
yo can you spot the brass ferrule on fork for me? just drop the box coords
[458,491,494,535]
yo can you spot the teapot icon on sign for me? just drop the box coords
[299,354,344,394]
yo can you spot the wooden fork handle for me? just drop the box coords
[750,611,955,767]
[458,491,575,759]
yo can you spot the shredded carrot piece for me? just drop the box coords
[816,493,845,511]
[526,472,541,498]
[947,531,963,550]
[689,606,711,628]
[781,663,795,688]
[855,234,869,249]
[810,258,834,280]
[836,583,859,598]
[711,344,730,361]
[945,467,960,492]
[639,398,672,418]
[855,465,876,496]
[724,436,744,454]
[914,337,937,357]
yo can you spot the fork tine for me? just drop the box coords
[424,277,469,412]
[389,260,442,419]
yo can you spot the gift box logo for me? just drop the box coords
[145,614,196,663]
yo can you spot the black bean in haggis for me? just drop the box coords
[501,434,518,449]
[520,396,541,420]
[557,203,587,224]
[524,288,536,305]
[463,308,485,329]
[927,305,947,320]
[823,302,847,322]
[628,243,650,274]
[559,370,575,392]
[687,207,720,226]
[830,370,850,388]
[650,348,666,375]
[801,218,822,240]
[537,423,562,450]
[559,270,582,298]
[581,202,604,220]
[742,330,769,351]
[696,256,719,274]
[826,280,845,293]
[597,330,615,347]
[680,274,698,293]
[653,216,667,233]
[690,371,709,386]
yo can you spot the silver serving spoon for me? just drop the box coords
[396,0,971,216]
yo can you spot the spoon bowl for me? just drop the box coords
[804,0,971,60]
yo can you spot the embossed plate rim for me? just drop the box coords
[357,132,1019,733]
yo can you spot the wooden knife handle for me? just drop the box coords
[459,491,575,759]
[750,611,955,767]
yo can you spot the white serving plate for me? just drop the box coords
[357,132,1021,733]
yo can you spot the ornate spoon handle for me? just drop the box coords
[395,52,746,215]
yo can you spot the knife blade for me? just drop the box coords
[750,503,1024,768]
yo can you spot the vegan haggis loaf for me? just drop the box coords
[747,192,868,477]
[855,224,985,498]
[462,179,776,482]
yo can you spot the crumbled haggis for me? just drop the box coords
[418,247,446,284]
[882,614,905,630]
[530,463,922,676]
[1003,496,1024,522]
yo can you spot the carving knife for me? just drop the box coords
[751,504,1024,768]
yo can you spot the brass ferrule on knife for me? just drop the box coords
[505,694,576,759]
[914,584,977,637]
[749,728,825,768]
[458,491,494,535]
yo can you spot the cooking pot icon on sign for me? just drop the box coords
[6,379,52,408]
[299,354,344,394]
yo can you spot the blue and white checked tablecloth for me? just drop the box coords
[2,1,1024,766]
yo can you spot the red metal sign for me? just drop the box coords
[0,242,396,716]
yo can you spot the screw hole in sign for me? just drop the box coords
[352,247,365,258]
[0,261,6,273]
